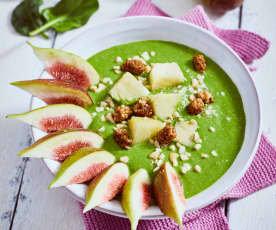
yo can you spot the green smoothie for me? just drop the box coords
[86,40,245,198]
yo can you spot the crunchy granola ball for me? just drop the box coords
[112,105,132,123]
[193,54,207,73]
[157,125,177,146]
[196,90,214,104]
[121,59,146,75]
[187,98,205,115]
[132,98,154,117]
[114,128,132,149]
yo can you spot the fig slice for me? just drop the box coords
[11,79,93,107]
[153,162,186,227]
[18,129,103,161]
[6,104,92,133]
[27,42,100,89]
[49,147,115,188]
[121,168,151,230]
[83,163,129,213]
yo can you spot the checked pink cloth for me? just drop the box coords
[80,1,273,229]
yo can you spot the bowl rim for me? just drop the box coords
[29,16,262,219]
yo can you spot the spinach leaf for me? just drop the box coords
[11,0,48,38]
[29,0,99,36]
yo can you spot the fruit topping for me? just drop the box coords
[109,72,149,102]
[149,63,185,90]
[49,147,115,188]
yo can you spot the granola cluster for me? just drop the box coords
[187,98,205,115]
[113,128,132,149]
[196,90,214,104]
[157,125,176,146]
[132,98,154,117]
[112,105,132,123]
[121,59,146,75]
[193,54,206,73]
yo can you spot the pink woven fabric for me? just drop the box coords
[80,1,273,229]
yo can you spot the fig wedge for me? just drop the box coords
[121,168,151,230]
[27,42,100,89]
[49,147,115,188]
[6,104,92,133]
[11,79,93,107]
[83,163,129,213]
[18,129,103,161]
[153,162,186,227]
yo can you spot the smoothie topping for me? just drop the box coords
[121,59,146,75]
[114,128,132,149]
[194,165,202,173]
[196,90,214,104]
[211,150,218,157]
[193,54,207,73]
[132,98,154,118]
[115,56,123,63]
[181,163,192,174]
[141,51,150,61]
[201,153,209,159]
[112,105,133,123]
[120,156,129,163]
[209,126,216,132]
[194,143,202,151]
[157,125,177,146]
[169,152,179,167]
[187,98,205,115]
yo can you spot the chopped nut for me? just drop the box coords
[145,65,152,73]
[211,150,218,157]
[96,107,104,112]
[209,126,215,132]
[120,156,129,163]
[100,115,106,122]
[112,105,132,123]
[149,150,160,160]
[194,165,201,173]
[141,51,150,61]
[105,113,115,124]
[192,79,199,89]
[181,163,191,174]
[121,59,146,75]
[170,152,179,167]
[201,153,209,159]
[187,98,205,115]
[196,90,214,104]
[169,144,176,151]
[102,77,113,84]
[91,112,97,117]
[189,94,196,101]
[157,125,177,146]
[150,51,156,56]
[113,65,121,70]
[180,153,190,161]
[159,153,165,160]
[98,126,105,132]
[178,145,186,154]
[153,166,160,172]
[116,56,123,63]
[226,117,231,121]
[193,54,206,73]
[114,69,122,74]
[114,128,132,149]
[221,91,225,96]
[132,98,154,117]
[194,143,202,151]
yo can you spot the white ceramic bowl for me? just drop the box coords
[31,16,261,219]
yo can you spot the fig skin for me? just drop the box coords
[204,0,243,13]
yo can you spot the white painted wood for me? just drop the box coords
[228,0,276,229]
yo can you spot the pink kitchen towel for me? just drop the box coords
[80,0,273,229]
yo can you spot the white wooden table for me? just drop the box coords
[1,0,276,229]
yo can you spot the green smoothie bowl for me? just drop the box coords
[8,17,261,228]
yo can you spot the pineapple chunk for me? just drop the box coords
[109,72,149,102]
[175,120,198,146]
[150,63,185,90]
[150,93,181,120]
[129,116,164,144]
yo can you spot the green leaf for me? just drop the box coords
[11,0,48,38]
[29,0,99,36]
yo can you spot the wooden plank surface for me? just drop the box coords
[228,1,276,229]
